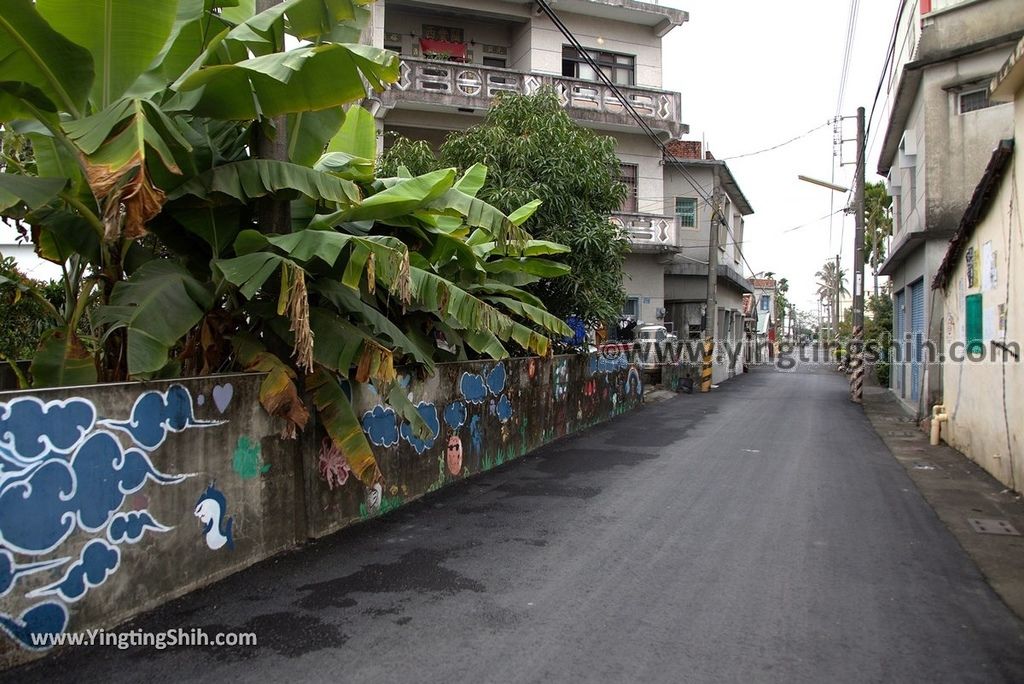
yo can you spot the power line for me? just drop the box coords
[836,0,861,116]
[719,121,832,161]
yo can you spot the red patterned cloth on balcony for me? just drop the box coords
[419,38,467,61]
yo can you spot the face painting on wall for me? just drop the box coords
[446,435,463,476]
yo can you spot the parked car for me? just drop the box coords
[635,325,677,370]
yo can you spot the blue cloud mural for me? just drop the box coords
[0,550,68,598]
[0,602,68,652]
[399,402,440,455]
[0,431,187,556]
[362,405,400,448]
[28,540,120,603]
[0,397,96,465]
[486,364,506,396]
[444,401,467,430]
[101,385,221,451]
[460,373,488,404]
[496,395,513,423]
[106,511,171,545]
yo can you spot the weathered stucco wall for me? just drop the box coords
[0,354,641,667]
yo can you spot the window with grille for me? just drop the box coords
[959,89,993,114]
[562,46,635,85]
[619,164,638,213]
[675,197,697,228]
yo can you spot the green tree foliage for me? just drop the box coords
[379,90,630,325]
[0,0,570,486]
[866,292,893,385]
[0,256,62,362]
[864,182,893,274]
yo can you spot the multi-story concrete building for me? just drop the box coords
[876,0,1024,415]
[661,140,753,382]
[363,1,697,325]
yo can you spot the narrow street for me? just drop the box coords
[18,367,1024,683]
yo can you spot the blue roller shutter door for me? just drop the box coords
[910,280,925,403]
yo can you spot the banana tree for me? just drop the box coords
[0,0,574,487]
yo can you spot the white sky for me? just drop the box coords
[662,0,899,313]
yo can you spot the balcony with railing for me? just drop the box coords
[379,58,684,137]
[610,213,681,251]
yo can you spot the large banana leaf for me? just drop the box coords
[288,106,345,167]
[340,169,455,222]
[484,257,572,278]
[313,280,435,370]
[232,333,310,436]
[308,365,381,486]
[29,329,97,388]
[0,174,66,212]
[167,159,360,205]
[176,43,399,120]
[97,260,213,376]
[487,296,573,337]
[326,104,376,161]
[37,0,178,110]
[226,0,365,51]
[0,0,94,119]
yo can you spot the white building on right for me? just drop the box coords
[876,0,1024,417]
[929,34,1023,492]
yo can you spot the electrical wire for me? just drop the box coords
[719,121,832,161]
[836,0,861,116]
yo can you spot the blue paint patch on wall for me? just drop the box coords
[460,373,488,404]
[0,602,68,651]
[28,539,120,603]
[361,405,400,448]
[0,397,96,465]
[486,364,506,395]
[106,511,171,545]
[0,430,186,556]
[0,551,68,598]
[102,385,221,451]
[469,415,483,455]
[443,401,467,430]
[399,403,440,455]
[496,395,513,423]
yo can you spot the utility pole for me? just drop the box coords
[702,166,721,393]
[850,106,866,403]
[833,253,840,345]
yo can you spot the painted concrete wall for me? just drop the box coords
[940,92,1023,491]
[0,355,642,668]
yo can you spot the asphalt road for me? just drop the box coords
[16,367,1024,683]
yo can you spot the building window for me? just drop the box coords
[675,197,697,227]
[562,46,635,85]
[623,297,640,317]
[759,295,771,312]
[619,163,638,213]
[482,56,506,68]
[959,89,994,114]
[385,43,403,55]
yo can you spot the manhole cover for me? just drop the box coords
[967,518,1021,536]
